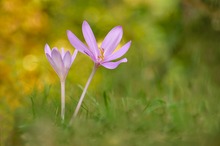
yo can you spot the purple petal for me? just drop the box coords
[53,47,59,52]
[45,44,51,56]
[46,54,61,77]
[82,21,99,58]
[51,49,64,76]
[101,58,127,69]
[101,26,123,56]
[105,41,131,61]
[71,49,78,64]
[61,48,65,59]
[67,30,94,58]
[63,51,71,69]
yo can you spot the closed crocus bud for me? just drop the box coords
[45,44,78,82]
[45,44,78,122]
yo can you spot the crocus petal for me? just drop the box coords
[63,51,71,69]
[53,47,59,52]
[46,54,61,77]
[71,49,78,65]
[101,58,127,69]
[61,48,65,59]
[51,49,64,75]
[82,21,99,58]
[105,41,131,62]
[67,30,94,58]
[45,44,51,56]
[101,26,123,56]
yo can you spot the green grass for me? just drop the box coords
[6,75,220,146]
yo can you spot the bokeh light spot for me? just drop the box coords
[23,54,38,71]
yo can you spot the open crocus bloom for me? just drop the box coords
[45,44,78,81]
[67,21,131,69]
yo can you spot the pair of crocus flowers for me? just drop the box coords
[45,21,131,124]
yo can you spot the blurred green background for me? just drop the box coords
[1,0,220,145]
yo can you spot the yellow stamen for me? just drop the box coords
[98,48,104,61]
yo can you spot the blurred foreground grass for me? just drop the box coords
[7,76,220,146]
[1,0,220,145]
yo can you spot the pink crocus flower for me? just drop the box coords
[45,44,78,82]
[45,44,78,122]
[67,21,131,125]
[67,20,131,69]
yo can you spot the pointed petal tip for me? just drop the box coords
[44,43,49,49]
[127,41,132,48]
[44,44,51,55]
[67,30,76,40]
[123,58,128,62]
[66,30,70,35]
[51,47,59,55]
[117,26,123,29]
[67,30,73,37]
[82,21,89,29]
[83,20,89,25]
[71,49,78,64]
[101,58,127,69]
[115,26,123,32]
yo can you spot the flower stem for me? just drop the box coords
[61,80,65,123]
[69,64,97,125]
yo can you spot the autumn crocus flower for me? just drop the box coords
[45,44,78,122]
[67,21,131,69]
[67,21,131,124]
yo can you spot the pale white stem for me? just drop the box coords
[61,80,65,122]
[69,64,97,125]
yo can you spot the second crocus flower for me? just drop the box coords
[45,44,78,122]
